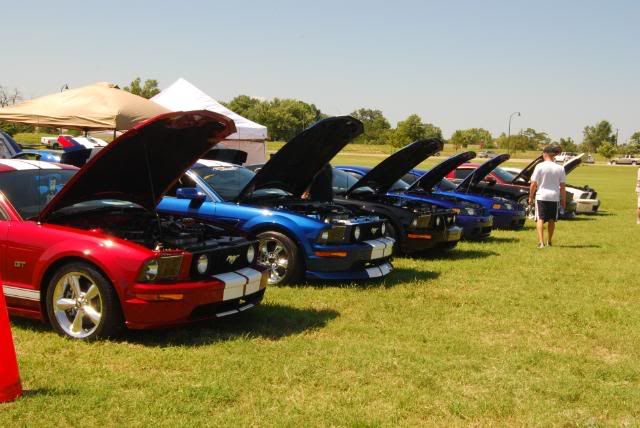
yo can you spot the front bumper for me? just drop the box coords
[575,199,600,213]
[305,237,395,280]
[402,225,463,252]
[491,210,526,229]
[123,267,269,329]
[458,214,493,240]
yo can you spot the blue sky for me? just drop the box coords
[3,0,639,142]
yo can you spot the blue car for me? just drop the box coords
[400,151,526,229]
[0,130,61,162]
[336,165,494,240]
[158,116,395,285]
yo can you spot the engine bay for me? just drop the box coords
[49,205,242,251]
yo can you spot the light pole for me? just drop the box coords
[508,111,521,154]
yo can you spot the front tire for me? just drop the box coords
[46,262,123,340]
[257,231,302,285]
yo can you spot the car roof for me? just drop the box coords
[0,159,78,172]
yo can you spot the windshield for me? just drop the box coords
[492,167,516,182]
[0,169,77,219]
[192,164,292,201]
[435,178,457,191]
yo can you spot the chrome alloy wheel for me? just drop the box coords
[258,238,290,284]
[52,272,103,339]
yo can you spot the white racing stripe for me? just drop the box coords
[213,272,246,301]
[365,266,383,278]
[236,267,263,295]
[364,237,395,259]
[214,268,266,301]
[3,285,40,301]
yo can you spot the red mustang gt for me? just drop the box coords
[0,111,268,340]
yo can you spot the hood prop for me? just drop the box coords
[142,140,164,249]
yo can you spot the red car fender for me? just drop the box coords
[31,236,149,301]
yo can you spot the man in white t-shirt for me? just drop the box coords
[528,146,566,248]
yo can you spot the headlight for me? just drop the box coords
[381,222,386,235]
[504,203,514,210]
[142,259,159,281]
[461,207,477,216]
[138,255,183,282]
[316,225,347,244]
[247,246,255,264]
[353,226,361,240]
[197,255,209,274]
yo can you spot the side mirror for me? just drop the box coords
[485,176,497,185]
[176,187,206,207]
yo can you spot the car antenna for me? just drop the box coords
[143,140,164,249]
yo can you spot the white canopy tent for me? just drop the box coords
[152,78,267,164]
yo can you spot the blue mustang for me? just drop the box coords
[398,151,526,229]
[157,116,394,285]
[335,165,494,240]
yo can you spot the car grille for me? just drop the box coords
[190,241,256,278]
[352,220,387,241]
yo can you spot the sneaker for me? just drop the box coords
[537,243,545,249]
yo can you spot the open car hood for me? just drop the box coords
[236,116,363,202]
[346,139,443,196]
[409,151,476,192]
[563,153,583,175]
[512,153,583,184]
[39,110,235,221]
[456,153,510,190]
[511,155,542,183]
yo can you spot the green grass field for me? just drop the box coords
[2,162,639,426]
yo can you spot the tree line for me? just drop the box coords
[1,79,639,160]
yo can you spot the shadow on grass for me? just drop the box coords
[122,303,339,347]
[554,244,601,249]
[481,236,519,244]
[409,248,499,261]
[11,304,339,347]
[565,216,596,222]
[298,266,439,289]
[21,387,79,398]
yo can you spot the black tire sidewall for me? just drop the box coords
[46,262,123,340]
[256,231,302,285]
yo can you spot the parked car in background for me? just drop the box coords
[324,139,462,252]
[0,111,269,340]
[610,154,640,165]
[400,151,527,229]
[445,155,578,219]
[478,150,498,158]
[12,149,61,162]
[500,158,600,214]
[158,117,395,285]
[554,152,577,163]
[584,154,595,164]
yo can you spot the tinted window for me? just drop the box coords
[401,173,419,184]
[191,165,255,201]
[454,169,473,179]
[0,169,76,219]
[332,169,360,194]
[492,167,516,182]
[435,179,457,191]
